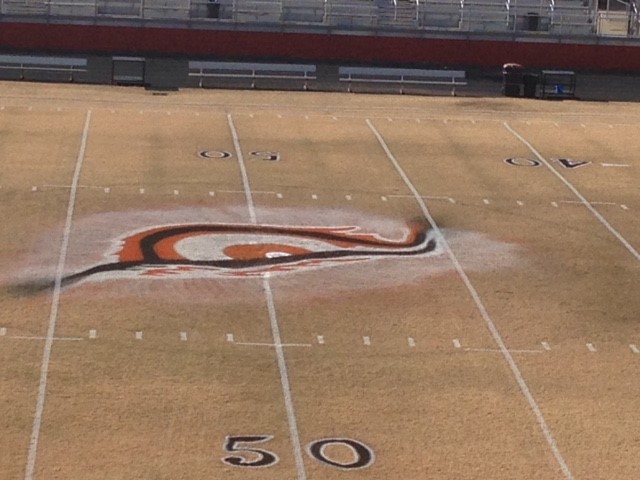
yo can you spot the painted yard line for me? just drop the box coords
[408,337,416,347]
[541,341,551,351]
[217,189,276,196]
[388,194,456,203]
[10,336,83,341]
[464,348,545,354]
[180,332,188,341]
[135,331,143,340]
[630,344,639,354]
[226,333,234,343]
[363,336,371,346]
[25,110,92,480]
[559,200,617,206]
[262,278,308,480]
[0,327,6,336]
[368,119,574,480]
[317,335,325,345]
[89,330,97,340]
[452,338,461,349]
[235,341,312,348]
[505,122,640,263]
[600,163,630,167]
[228,113,307,480]
[226,114,257,224]
[586,343,597,352]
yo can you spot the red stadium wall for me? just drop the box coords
[1,21,640,71]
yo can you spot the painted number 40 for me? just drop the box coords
[222,435,374,470]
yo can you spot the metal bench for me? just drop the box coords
[189,61,317,90]
[0,55,87,82]
[339,66,466,95]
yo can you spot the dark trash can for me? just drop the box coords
[503,63,524,97]
[207,0,220,18]
[523,73,539,98]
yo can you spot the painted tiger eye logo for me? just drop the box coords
[14,221,438,293]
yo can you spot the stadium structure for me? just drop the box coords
[0,1,639,94]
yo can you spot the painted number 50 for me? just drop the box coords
[222,435,374,470]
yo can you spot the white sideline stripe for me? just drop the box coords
[228,113,306,480]
[541,341,551,351]
[180,332,188,341]
[226,333,234,343]
[367,119,574,480]
[25,110,92,480]
[135,331,143,340]
[505,122,640,263]
[600,163,629,167]
[453,338,461,349]
[317,335,325,345]
[408,337,416,347]
[89,329,97,339]
[363,336,371,346]
[227,114,257,224]
[586,343,597,352]
[0,327,6,336]
[630,344,639,354]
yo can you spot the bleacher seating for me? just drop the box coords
[0,0,627,39]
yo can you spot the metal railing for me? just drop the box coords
[1,0,637,37]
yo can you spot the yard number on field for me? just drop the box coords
[222,435,374,470]
[504,157,591,168]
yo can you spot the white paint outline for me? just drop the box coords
[227,113,307,480]
[367,119,574,480]
[25,110,92,480]
[504,122,640,262]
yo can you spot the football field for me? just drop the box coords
[0,82,638,480]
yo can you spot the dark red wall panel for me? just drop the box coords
[1,22,640,71]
